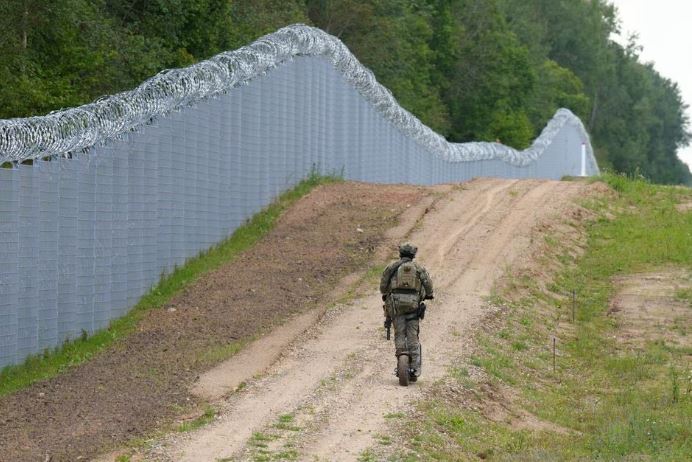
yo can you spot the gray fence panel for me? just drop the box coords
[57,157,78,340]
[0,53,600,368]
[17,165,38,359]
[76,156,95,334]
[38,160,59,349]
[110,146,129,320]
[0,169,19,366]
[93,152,113,332]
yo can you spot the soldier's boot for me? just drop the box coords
[409,345,422,382]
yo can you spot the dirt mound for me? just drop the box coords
[0,182,427,462]
[609,269,692,349]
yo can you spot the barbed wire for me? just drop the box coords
[0,24,597,172]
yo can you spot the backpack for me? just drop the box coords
[389,261,422,315]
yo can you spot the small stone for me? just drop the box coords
[167,307,176,313]
[356,227,364,233]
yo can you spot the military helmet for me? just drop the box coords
[399,242,418,258]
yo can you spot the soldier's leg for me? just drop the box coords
[406,318,421,375]
[393,315,408,357]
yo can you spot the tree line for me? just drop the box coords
[0,0,689,184]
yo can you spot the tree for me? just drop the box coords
[308,0,451,134]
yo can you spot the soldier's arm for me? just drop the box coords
[419,266,434,297]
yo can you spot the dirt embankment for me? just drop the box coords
[0,182,430,462]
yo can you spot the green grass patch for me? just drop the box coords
[176,405,217,433]
[196,339,248,367]
[388,173,692,461]
[249,431,279,447]
[272,413,300,432]
[364,263,386,284]
[399,401,539,460]
[675,288,692,307]
[0,172,340,397]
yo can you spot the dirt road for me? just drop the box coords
[146,178,590,461]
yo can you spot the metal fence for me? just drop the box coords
[0,26,599,368]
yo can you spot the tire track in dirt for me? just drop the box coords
[149,179,588,461]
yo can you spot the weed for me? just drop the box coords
[273,414,300,432]
[511,340,528,351]
[669,366,680,404]
[376,434,392,445]
[675,288,692,307]
[249,431,278,447]
[357,449,378,462]
[176,406,216,433]
[364,264,386,284]
[451,366,469,379]
[544,235,558,247]
[273,449,298,460]
[197,340,247,366]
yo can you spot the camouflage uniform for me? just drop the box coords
[380,249,433,377]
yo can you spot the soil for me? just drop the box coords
[138,178,596,462]
[609,269,692,349]
[675,201,692,213]
[0,182,429,462]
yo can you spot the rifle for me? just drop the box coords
[382,300,392,340]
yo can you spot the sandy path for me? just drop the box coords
[152,178,587,461]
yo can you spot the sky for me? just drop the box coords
[608,0,692,171]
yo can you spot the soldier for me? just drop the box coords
[380,242,434,382]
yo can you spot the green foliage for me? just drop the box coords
[308,0,451,135]
[497,0,691,185]
[0,0,689,184]
[527,59,590,130]
[176,405,217,432]
[436,0,537,147]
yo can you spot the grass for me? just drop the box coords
[196,339,248,367]
[176,405,217,433]
[272,413,301,432]
[386,172,692,461]
[0,172,340,397]
[246,414,303,461]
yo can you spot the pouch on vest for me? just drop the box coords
[391,292,419,315]
[390,261,421,314]
[390,261,422,292]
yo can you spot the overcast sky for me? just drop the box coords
[608,0,692,170]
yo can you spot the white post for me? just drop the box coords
[580,142,587,177]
